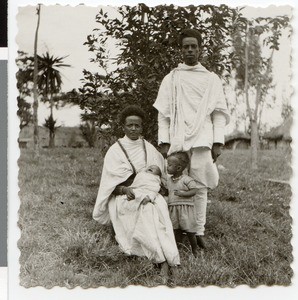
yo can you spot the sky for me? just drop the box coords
[15,4,292,129]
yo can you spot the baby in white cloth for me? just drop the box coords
[130,165,162,205]
[119,165,162,214]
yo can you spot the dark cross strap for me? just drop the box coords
[117,138,147,174]
[117,139,137,174]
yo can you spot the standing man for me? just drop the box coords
[153,28,229,249]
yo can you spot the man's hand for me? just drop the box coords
[159,143,170,158]
[123,187,135,200]
[211,143,223,163]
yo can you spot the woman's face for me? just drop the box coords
[123,115,143,140]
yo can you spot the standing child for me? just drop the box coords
[166,152,199,257]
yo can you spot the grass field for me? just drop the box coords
[18,147,293,288]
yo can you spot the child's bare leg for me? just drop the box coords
[187,232,199,257]
[174,229,183,246]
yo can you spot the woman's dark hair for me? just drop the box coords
[119,105,146,125]
[179,28,202,47]
[168,151,190,170]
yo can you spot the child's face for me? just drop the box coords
[146,165,161,176]
[166,156,182,175]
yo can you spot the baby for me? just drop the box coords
[129,165,162,205]
[166,152,199,257]
[118,165,162,216]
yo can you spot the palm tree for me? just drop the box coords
[37,52,70,148]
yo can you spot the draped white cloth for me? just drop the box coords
[117,171,161,215]
[93,136,180,266]
[130,171,161,201]
[153,63,230,154]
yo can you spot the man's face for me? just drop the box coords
[181,37,200,66]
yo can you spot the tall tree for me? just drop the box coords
[16,51,70,147]
[16,51,34,129]
[37,52,70,148]
[231,15,290,169]
[33,4,41,156]
[78,4,241,144]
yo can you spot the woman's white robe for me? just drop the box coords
[93,136,180,266]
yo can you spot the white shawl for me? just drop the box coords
[154,63,230,154]
[93,136,180,266]
[92,136,165,224]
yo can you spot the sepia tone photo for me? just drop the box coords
[12,1,294,295]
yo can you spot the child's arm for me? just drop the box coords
[159,183,168,196]
[174,188,198,197]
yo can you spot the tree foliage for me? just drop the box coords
[79,4,242,144]
[17,98,32,130]
[80,120,97,148]
[16,51,34,129]
[16,51,70,147]
[43,114,59,136]
[37,52,70,147]
[232,15,289,98]
[37,52,70,102]
[230,14,290,169]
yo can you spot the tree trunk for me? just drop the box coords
[251,81,262,170]
[250,119,258,170]
[244,24,259,170]
[48,100,55,148]
[32,4,41,157]
[49,130,55,148]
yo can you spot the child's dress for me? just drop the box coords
[167,174,198,233]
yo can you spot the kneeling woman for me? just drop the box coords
[93,105,180,280]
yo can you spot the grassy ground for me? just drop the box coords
[18,148,293,288]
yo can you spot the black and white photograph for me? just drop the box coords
[8,0,298,299]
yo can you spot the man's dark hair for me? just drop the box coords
[119,105,146,125]
[168,151,190,170]
[179,28,202,47]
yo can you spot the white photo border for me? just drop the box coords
[8,0,298,299]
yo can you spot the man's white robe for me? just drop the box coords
[153,63,230,154]
[154,63,230,235]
